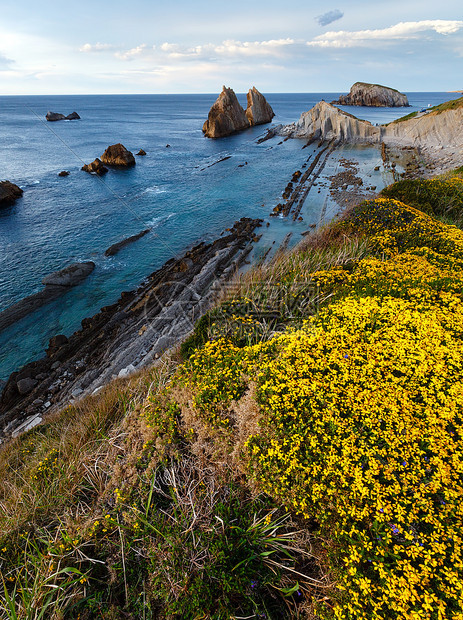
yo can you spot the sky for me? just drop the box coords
[0,0,462,94]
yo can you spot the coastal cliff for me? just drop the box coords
[280,101,380,143]
[332,82,409,107]
[279,97,463,169]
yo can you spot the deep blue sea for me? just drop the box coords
[0,92,459,381]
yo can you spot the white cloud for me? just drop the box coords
[307,20,463,48]
[316,10,343,27]
[158,38,295,60]
[0,52,13,69]
[79,42,114,53]
[115,44,147,60]
[213,38,295,57]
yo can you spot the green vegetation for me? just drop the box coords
[388,110,418,124]
[354,82,402,93]
[2,170,463,618]
[427,96,463,115]
[389,96,463,125]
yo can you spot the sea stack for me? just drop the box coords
[0,181,23,207]
[101,143,136,167]
[203,86,250,138]
[245,86,275,126]
[332,82,409,107]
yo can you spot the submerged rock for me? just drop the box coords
[58,171,70,177]
[101,143,136,167]
[203,86,250,138]
[0,262,95,334]
[105,229,150,256]
[245,86,274,126]
[42,262,95,287]
[81,158,108,175]
[46,111,81,121]
[0,181,23,207]
[332,82,409,107]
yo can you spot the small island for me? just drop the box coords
[203,86,274,138]
[332,82,409,107]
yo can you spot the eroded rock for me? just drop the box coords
[0,181,23,207]
[101,144,135,167]
[245,87,274,126]
[46,111,81,121]
[81,158,108,175]
[203,86,250,138]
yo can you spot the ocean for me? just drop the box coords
[0,91,458,381]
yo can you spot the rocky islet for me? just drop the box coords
[332,82,409,107]
[203,86,274,138]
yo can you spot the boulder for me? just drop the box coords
[42,262,95,287]
[332,82,409,107]
[203,86,250,138]
[46,334,69,357]
[46,111,66,121]
[245,87,275,126]
[17,378,38,395]
[101,143,136,167]
[81,158,108,175]
[58,171,70,177]
[136,149,146,156]
[0,181,23,207]
[46,111,81,121]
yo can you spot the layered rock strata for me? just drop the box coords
[0,218,262,439]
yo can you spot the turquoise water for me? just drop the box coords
[0,92,458,380]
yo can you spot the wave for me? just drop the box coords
[141,185,167,196]
[146,212,175,228]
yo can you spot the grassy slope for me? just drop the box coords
[1,173,463,619]
[390,96,463,124]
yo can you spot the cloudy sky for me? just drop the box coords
[0,0,462,94]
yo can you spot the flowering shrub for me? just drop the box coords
[182,194,463,618]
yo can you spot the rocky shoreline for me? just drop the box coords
[0,217,261,440]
